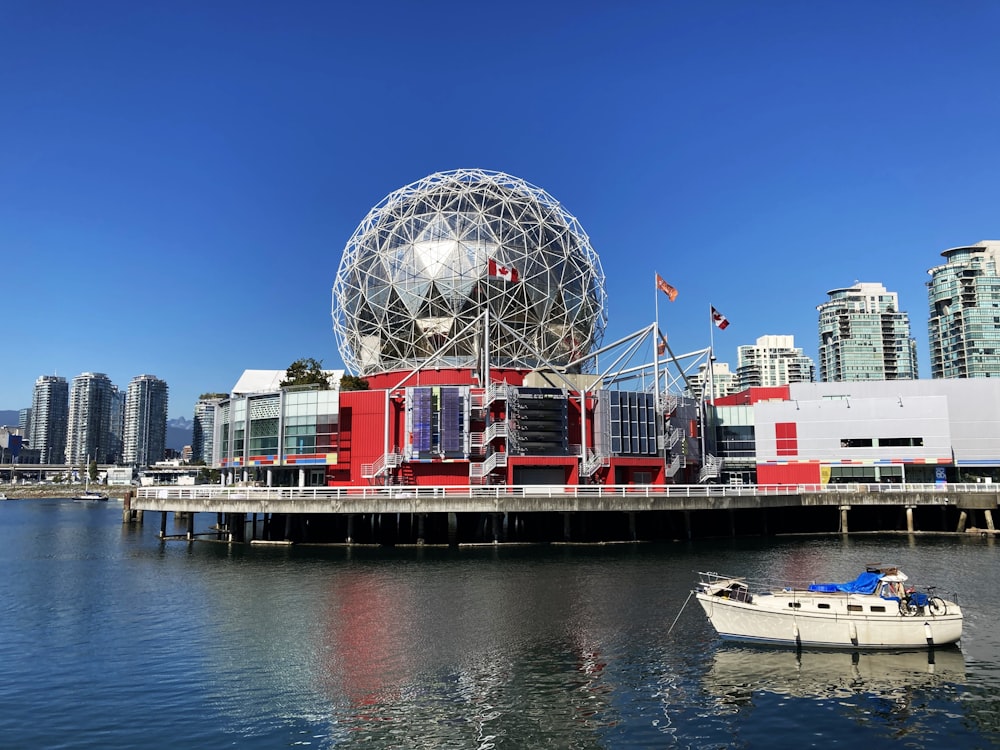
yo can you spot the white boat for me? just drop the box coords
[695,567,963,649]
[73,490,109,502]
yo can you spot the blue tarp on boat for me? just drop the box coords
[807,571,882,594]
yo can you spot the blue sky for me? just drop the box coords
[3,1,1000,419]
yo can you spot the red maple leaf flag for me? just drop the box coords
[655,273,678,302]
[711,306,730,330]
[488,259,519,283]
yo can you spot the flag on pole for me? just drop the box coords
[711,306,730,330]
[488,259,519,283]
[655,273,678,302]
[657,329,668,356]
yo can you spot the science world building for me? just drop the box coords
[210,169,696,499]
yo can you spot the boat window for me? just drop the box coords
[787,602,801,608]
[871,606,886,612]
[847,604,863,612]
[817,603,831,609]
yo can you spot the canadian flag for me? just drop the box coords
[711,306,730,330]
[488,259,519,283]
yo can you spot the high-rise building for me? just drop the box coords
[736,335,815,390]
[29,375,68,464]
[927,240,1000,379]
[123,374,169,467]
[108,386,125,464]
[192,396,223,464]
[690,361,738,402]
[18,408,31,436]
[817,282,918,382]
[66,372,116,465]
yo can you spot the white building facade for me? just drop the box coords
[736,335,815,390]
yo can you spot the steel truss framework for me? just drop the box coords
[332,168,607,375]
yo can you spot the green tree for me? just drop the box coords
[89,459,98,483]
[340,374,370,391]
[280,358,332,389]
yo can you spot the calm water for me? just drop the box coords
[1,499,999,749]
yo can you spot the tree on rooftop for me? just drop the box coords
[339,374,369,391]
[281,358,332,389]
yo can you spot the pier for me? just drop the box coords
[128,483,999,545]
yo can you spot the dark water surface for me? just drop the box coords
[1,498,998,749]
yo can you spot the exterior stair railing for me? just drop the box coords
[361,451,402,479]
[698,453,723,483]
[469,450,508,483]
[580,450,610,477]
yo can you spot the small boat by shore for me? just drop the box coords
[73,490,109,502]
[695,566,963,649]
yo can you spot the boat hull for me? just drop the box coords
[695,591,963,649]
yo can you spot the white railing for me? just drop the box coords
[486,382,509,406]
[361,451,402,479]
[136,481,1000,503]
[469,450,508,481]
[470,422,508,454]
[581,451,610,477]
[699,454,723,483]
[666,426,684,450]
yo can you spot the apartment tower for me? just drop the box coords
[736,335,815,390]
[927,240,1000,378]
[28,375,69,464]
[66,372,116,465]
[817,282,918,382]
[123,374,169,467]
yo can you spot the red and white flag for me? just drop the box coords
[711,306,730,330]
[655,273,678,302]
[488,259,519,283]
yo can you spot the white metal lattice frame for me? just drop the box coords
[332,168,607,375]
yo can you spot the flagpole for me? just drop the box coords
[654,272,660,403]
[484,278,491,388]
[708,304,716,406]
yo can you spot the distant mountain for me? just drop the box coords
[0,410,193,452]
[167,416,193,452]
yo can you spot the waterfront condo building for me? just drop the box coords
[736,335,815,390]
[927,240,1000,379]
[192,395,224,464]
[108,385,125,464]
[689,361,738,402]
[29,375,68,464]
[123,374,169,467]
[817,282,918,382]
[66,372,116,465]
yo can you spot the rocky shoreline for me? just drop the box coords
[2,485,130,500]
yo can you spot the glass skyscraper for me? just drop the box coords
[927,240,1000,379]
[123,374,169,467]
[817,282,918,382]
[29,375,68,464]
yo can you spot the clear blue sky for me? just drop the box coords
[4,1,999,418]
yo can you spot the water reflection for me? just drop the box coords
[704,645,966,703]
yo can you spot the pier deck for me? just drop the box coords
[133,482,999,516]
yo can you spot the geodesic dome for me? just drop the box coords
[332,169,607,375]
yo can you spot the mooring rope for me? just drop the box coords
[666,590,694,636]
